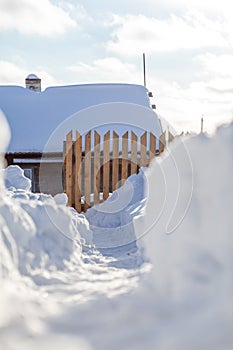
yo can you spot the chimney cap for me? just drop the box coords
[26,73,40,81]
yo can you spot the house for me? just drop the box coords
[0,75,162,195]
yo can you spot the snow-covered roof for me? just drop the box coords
[0,83,162,153]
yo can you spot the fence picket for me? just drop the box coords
[140,131,147,167]
[131,131,138,175]
[159,131,166,154]
[75,131,82,213]
[65,131,73,207]
[150,132,156,161]
[112,131,119,191]
[168,131,174,143]
[84,131,91,211]
[122,131,129,185]
[103,131,110,200]
[63,141,67,193]
[94,131,101,204]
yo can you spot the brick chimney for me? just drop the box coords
[25,74,41,92]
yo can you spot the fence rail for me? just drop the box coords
[63,129,170,213]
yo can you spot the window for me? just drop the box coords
[24,168,33,180]
[23,168,35,191]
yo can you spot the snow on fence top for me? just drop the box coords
[0,83,162,153]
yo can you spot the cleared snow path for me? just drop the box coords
[29,245,150,303]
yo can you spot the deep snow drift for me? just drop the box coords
[0,109,233,349]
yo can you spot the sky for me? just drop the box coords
[1,0,233,133]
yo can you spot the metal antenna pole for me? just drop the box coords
[143,53,146,88]
[201,116,204,133]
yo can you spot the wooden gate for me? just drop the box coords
[63,129,168,213]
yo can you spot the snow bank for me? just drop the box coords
[63,122,232,350]
[0,111,92,348]
[0,110,10,190]
[78,119,233,349]
[0,114,86,280]
[3,165,31,191]
[134,121,233,348]
[142,123,233,295]
[86,169,147,249]
[0,184,84,277]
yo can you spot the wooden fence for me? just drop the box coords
[63,129,172,213]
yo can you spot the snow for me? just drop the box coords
[86,170,147,249]
[3,165,32,191]
[0,110,10,189]
[26,74,40,80]
[0,83,162,152]
[54,193,68,206]
[42,102,162,153]
[0,109,233,349]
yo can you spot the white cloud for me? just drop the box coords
[0,60,62,88]
[0,0,76,36]
[151,75,233,134]
[144,53,233,133]
[67,57,142,84]
[162,0,232,16]
[106,12,230,55]
[1,56,232,135]
[196,53,233,79]
[67,55,233,134]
